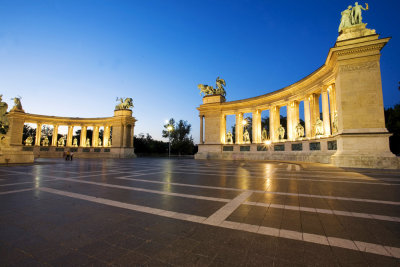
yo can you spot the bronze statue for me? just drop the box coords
[115,97,134,110]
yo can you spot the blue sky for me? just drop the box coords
[1,0,399,143]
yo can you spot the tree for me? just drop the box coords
[162,118,195,155]
[23,125,36,145]
[385,104,400,155]
[134,133,168,154]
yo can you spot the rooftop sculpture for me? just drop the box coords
[339,2,369,32]
[115,97,134,110]
[198,77,226,97]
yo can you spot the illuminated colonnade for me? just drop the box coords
[196,31,398,169]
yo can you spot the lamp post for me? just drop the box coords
[167,125,173,157]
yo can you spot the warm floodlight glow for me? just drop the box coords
[242,120,247,125]
[167,125,173,131]
[265,140,272,145]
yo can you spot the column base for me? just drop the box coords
[0,146,34,164]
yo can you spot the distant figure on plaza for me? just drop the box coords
[277,125,285,140]
[86,138,91,147]
[261,128,268,141]
[73,137,78,147]
[226,131,233,144]
[295,123,305,139]
[65,150,70,161]
[70,151,74,161]
[57,136,65,147]
[315,118,324,136]
[42,136,49,146]
[243,129,250,143]
[24,136,33,146]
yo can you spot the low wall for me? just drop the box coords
[32,146,136,159]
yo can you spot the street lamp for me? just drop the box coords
[167,125,173,157]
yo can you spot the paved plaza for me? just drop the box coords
[1,158,400,266]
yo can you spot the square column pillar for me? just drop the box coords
[328,84,337,133]
[93,126,99,147]
[103,126,110,147]
[35,123,42,146]
[80,126,87,147]
[304,98,311,138]
[252,110,261,143]
[220,115,226,144]
[321,89,331,136]
[67,126,74,147]
[310,93,320,137]
[269,106,280,142]
[235,113,243,144]
[199,115,204,144]
[51,125,58,146]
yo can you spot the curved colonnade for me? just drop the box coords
[196,31,398,169]
[6,109,136,160]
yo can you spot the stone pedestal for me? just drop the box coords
[331,31,396,168]
[202,95,225,104]
[111,109,136,158]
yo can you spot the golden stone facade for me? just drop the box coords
[196,27,399,169]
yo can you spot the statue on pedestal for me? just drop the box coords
[352,2,368,24]
[315,118,324,136]
[58,136,65,147]
[277,125,285,140]
[107,139,112,147]
[24,136,33,146]
[42,136,49,146]
[332,111,338,134]
[198,77,226,97]
[338,2,369,32]
[86,138,91,147]
[226,131,233,144]
[0,95,9,134]
[261,128,268,142]
[98,138,102,146]
[10,96,24,112]
[243,129,250,144]
[73,138,78,147]
[115,97,134,110]
[295,123,305,139]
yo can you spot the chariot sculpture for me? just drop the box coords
[198,77,226,97]
[115,97,134,110]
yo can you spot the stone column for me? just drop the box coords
[328,84,337,132]
[52,125,58,146]
[199,115,204,144]
[292,101,300,138]
[287,103,293,141]
[321,89,331,136]
[220,115,226,144]
[67,126,74,146]
[103,126,110,146]
[122,124,127,147]
[35,123,42,146]
[252,109,261,143]
[269,106,280,142]
[304,98,311,138]
[93,126,99,147]
[235,113,243,144]
[80,126,87,147]
[310,93,320,137]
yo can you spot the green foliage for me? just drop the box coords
[23,124,36,145]
[162,118,195,155]
[385,103,400,155]
[134,133,168,154]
